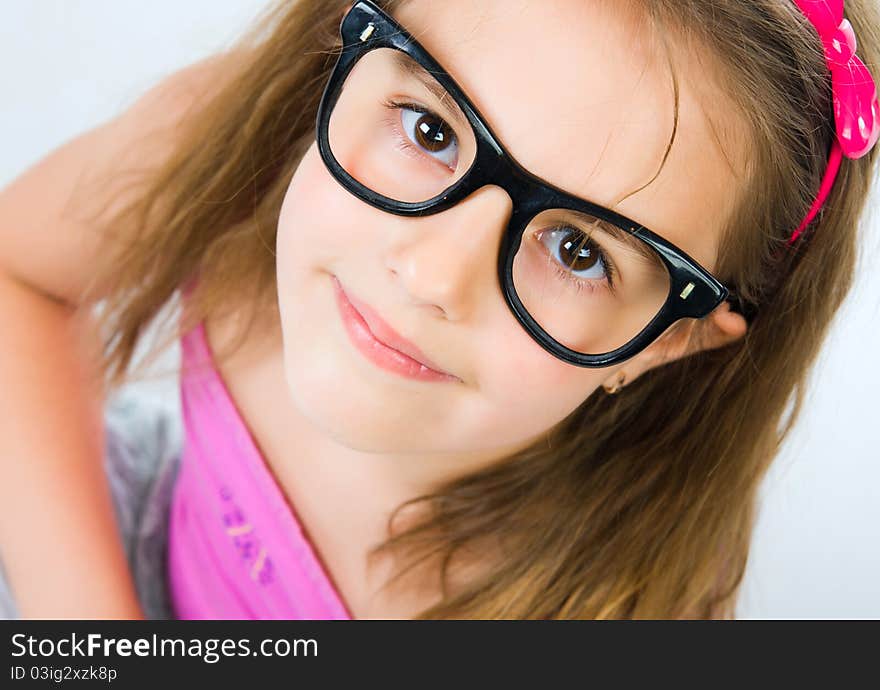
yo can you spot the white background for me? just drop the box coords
[1,1,877,618]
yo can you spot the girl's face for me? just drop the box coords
[275,0,747,459]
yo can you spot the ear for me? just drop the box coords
[600,301,748,390]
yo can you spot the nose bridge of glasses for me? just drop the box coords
[452,183,516,239]
[464,143,553,219]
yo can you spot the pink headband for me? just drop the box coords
[788,0,880,245]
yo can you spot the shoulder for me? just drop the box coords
[0,48,252,307]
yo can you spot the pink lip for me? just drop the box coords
[332,275,460,383]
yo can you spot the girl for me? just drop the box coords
[0,0,878,619]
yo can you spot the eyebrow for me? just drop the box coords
[390,51,668,265]
[390,50,471,130]
[594,219,663,266]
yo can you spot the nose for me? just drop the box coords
[383,185,514,320]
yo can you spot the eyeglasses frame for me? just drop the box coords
[315,0,736,368]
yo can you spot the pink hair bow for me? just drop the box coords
[789,0,879,244]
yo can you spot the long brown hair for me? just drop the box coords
[82,0,880,618]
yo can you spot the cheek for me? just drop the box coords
[473,311,606,437]
[276,142,372,278]
[275,143,357,367]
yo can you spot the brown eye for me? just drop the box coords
[398,104,459,167]
[537,226,612,284]
[559,228,601,272]
[412,112,453,152]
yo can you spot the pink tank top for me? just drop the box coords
[166,304,354,619]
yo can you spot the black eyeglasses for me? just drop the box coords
[316,0,740,368]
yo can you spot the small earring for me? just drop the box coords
[603,371,627,395]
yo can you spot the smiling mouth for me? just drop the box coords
[332,274,461,383]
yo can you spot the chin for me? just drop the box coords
[277,322,442,454]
